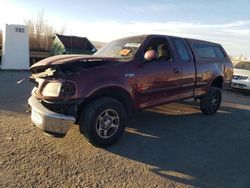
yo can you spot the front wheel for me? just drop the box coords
[79,97,127,147]
[200,87,222,115]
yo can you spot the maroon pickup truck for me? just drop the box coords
[28,34,233,147]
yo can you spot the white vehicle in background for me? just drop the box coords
[231,61,250,90]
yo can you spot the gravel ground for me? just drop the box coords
[0,71,250,188]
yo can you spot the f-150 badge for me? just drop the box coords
[125,73,135,78]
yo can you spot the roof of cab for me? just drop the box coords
[122,34,221,46]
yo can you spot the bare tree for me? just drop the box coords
[25,11,64,51]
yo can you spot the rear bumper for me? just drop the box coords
[28,95,76,136]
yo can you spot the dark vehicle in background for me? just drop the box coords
[28,34,233,147]
[231,61,250,90]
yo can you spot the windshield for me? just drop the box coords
[94,36,146,60]
[234,61,250,70]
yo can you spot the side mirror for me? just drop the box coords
[144,50,158,62]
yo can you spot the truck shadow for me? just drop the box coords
[108,101,250,187]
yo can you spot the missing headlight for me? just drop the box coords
[60,81,76,97]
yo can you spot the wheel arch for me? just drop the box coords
[77,86,136,122]
[209,75,224,90]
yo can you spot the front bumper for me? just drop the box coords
[28,95,76,136]
[231,80,250,90]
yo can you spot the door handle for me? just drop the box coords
[173,68,180,74]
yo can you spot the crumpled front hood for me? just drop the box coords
[30,54,122,72]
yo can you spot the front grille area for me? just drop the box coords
[41,100,77,116]
[231,83,247,88]
[233,75,248,80]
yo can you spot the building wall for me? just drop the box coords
[30,51,51,65]
[1,24,29,69]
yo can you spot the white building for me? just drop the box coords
[1,24,29,69]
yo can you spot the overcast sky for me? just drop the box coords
[0,0,250,57]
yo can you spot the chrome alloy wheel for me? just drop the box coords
[96,109,120,139]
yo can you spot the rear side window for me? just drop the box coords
[193,44,225,59]
[214,46,225,58]
[173,38,191,62]
[193,44,216,58]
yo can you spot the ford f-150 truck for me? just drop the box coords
[28,34,233,147]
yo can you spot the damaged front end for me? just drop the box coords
[28,55,118,137]
[28,68,80,137]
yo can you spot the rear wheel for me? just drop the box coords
[79,97,127,147]
[200,87,222,115]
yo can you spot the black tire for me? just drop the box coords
[200,87,222,115]
[79,97,127,147]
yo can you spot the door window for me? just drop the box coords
[144,37,172,61]
[173,38,191,62]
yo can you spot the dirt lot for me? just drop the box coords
[0,71,250,188]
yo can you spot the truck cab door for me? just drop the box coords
[135,36,182,108]
[171,37,196,98]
